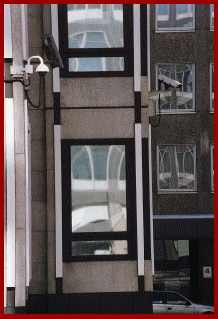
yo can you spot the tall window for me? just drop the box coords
[211,145,214,192]
[158,145,196,192]
[58,4,133,77]
[210,63,214,112]
[157,64,194,113]
[210,4,214,30]
[156,4,195,31]
[62,139,137,261]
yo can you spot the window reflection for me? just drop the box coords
[156,4,194,30]
[72,240,128,256]
[67,4,124,48]
[71,145,127,232]
[157,64,194,112]
[211,145,214,192]
[211,63,214,111]
[158,145,196,191]
[211,4,214,30]
[153,240,191,298]
[69,57,124,72]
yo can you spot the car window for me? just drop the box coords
[153,292,164,304]
[165,292,187,305]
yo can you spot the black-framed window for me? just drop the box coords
[155,4,195,31]
[58,4,133,77]
[62,139,137,262]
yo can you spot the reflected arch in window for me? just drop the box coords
[107,145,125,181]
[158,145,196,191]
[157,64,194,113]
[71,146,93,180]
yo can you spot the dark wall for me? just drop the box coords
[14,292,153,314]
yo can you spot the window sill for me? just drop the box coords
[155,29,195,33]
[157,191,197,195]
[155,111,196,115]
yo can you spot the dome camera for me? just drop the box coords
[36,63,50,77]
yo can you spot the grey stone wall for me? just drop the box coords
[149,4,214,217]
[25,4,151,295]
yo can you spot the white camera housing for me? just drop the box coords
[158,74,182,89]
[36,63,50,76]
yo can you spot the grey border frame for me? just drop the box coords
[157,144,197,194]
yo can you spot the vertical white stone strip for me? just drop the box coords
[51,4,60,93]
[54,125,63,278]
[135,124,144,276]
[25,100,32,286]
[4,4,12,59]
[6,98,15,288]
[147,4,151,92]
[21,4,29,61]
[28,123,32,282]
[133,4,141,92]
[149,124,154,275]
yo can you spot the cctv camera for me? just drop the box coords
[36,63,50,77]
[158,74,182,89]
[43,34,64,69]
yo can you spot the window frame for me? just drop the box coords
[211,144,214,193]
[61,138,137,262]
[156,63,195,114]
[157,144,197,194]
[210,4,214,31]
[210,63,214,113]
[58,4,133,77]
[155,4,195,32]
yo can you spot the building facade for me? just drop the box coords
[4,4,213,314]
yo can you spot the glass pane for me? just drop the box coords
[158,4,168,16]
[69,57,124,72]
[156,4,194,30]
[211,4,214,29]
[158,145,195,190]
[166,292,187,305]
[154,240,191,298]
[71,145,127,232]
[212,145,214,191]
[157,64,194,112]
[177,4,189,14]
[67,4,124,48]
[211,64,214,111]
[72,240,128,256]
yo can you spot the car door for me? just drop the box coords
[152,292,167,314]
[165,292,195,314]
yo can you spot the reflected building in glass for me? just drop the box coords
[71,145,127,256]
[67,4,124,72]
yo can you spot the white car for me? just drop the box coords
[153,291,214,314]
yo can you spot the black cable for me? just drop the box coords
[24,89,41,108]
[4,77,41,108]
[4,78,30,87]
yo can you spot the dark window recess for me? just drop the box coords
[61,139,137,262]
[58,4,133,77]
